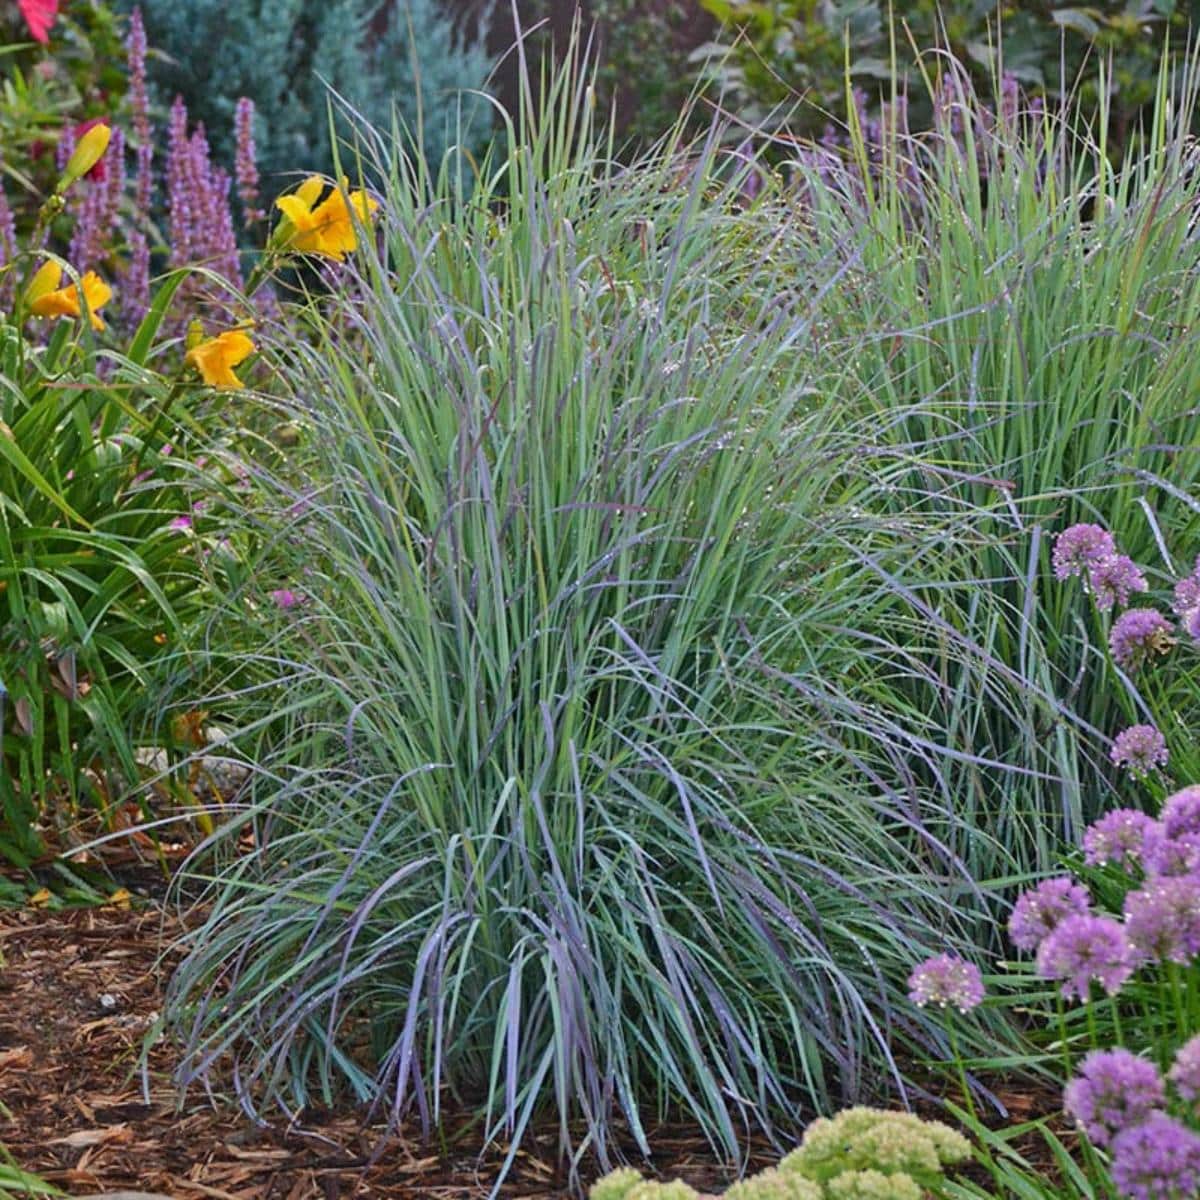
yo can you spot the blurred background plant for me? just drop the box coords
[695,0,1192,149]
[122,0,497,185]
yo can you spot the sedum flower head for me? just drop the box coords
[1053,524,1115,580]
[1123,876,1200,964]
[186,329,255,390]
[1008,876,1092,951]
[1110,609,1175,670]
[780,1108,969,1187]
[724,1168,821,1200]
[1063,1049,1165,1146]
[626,1183,698,1200]
[1110,724,1169,778]
[1035,913,1134,1000]
[1169,1034,1200,1102]
[1083,809,1158,871]
[1110,1112,1200,1200]
[1090,554,1148,611]
[274,175,379,261]
[590,1169,645,1200]
[906,954,985,1012]
[825,1169,922,1200]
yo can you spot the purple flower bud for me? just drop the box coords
[1035,913,1134,1000]
[1064,1050,1165,1146]
[1110,725,1169,778]
[1008,877,1092,951]
[906,953,985,1012]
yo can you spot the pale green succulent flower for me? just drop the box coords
[590,1167,647,1200]
[825,1167,924,1200]
[723,1165,823,1199]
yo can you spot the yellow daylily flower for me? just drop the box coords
[26,263,113,331]
[185,329,255,389]
[274,176,379,260]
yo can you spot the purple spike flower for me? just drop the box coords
[1008,877,1091,951]
[1090,554,1148,611]
[1169,1034,1200,1101]
[1052,523,1115,580]
[1083,808,1158,870]
[0,185,15,308]
[167,96,197,265]
[1110,1112,1200,1200]
[234,96,263,227]
[125,230,151,324]
[1063,1049,1165,1146]
[906,953,985,1012]
[1035,913,1134,1000]
[1110,725,1169,778]
[1123,876,1200,963]
[1110,608,1174,670]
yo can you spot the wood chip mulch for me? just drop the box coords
[0,904,771,1199]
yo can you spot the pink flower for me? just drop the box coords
[18,0,58,44]
[907,953,985,1012]
[1110,725,1169,778]
[271,588,303,610]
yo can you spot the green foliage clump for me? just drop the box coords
[127,0,494,182]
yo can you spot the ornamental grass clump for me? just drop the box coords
[161,42,1029,1179]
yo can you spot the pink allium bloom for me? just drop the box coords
[1064,1049,1165,1147]
[1110,1112,1200,1200]
[1110,725,1169,778]
[1110,608,1174,670]
[271,588,303,610]
[1163,787,1200,840]
[1083,808,1158,870]
[1090,554,1149,611]
[1169,1035,1200,1102]
[169,515,193,532]
[1053,523,1115,580]
[1035,913,1134,1000]
[906,953,985,1013]
[1008,877,1092,951]
[1123,876,1200,964]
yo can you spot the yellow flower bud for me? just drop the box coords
[24,260,62,307]
[59,122,112,191]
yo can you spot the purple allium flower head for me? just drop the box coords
[1083,808,1158,870]
[1169,1034,1200,1102]
[1035,913,1134,1000]
[1090,554,1149,611]
[1053,523,1115,580]
[1110,725,1169,778]
[1110,608,1175,670]
[1123,876,1200,963]
[1063,1049,1165,1146]
[1172,557,1200,618]
[1008,876,1092,951]
[1163,786,1200,840]
[1141,826,1200,879]
[906,954,985,1013]
[1185,606,1200,643]
[1110,1112,1200,1200]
